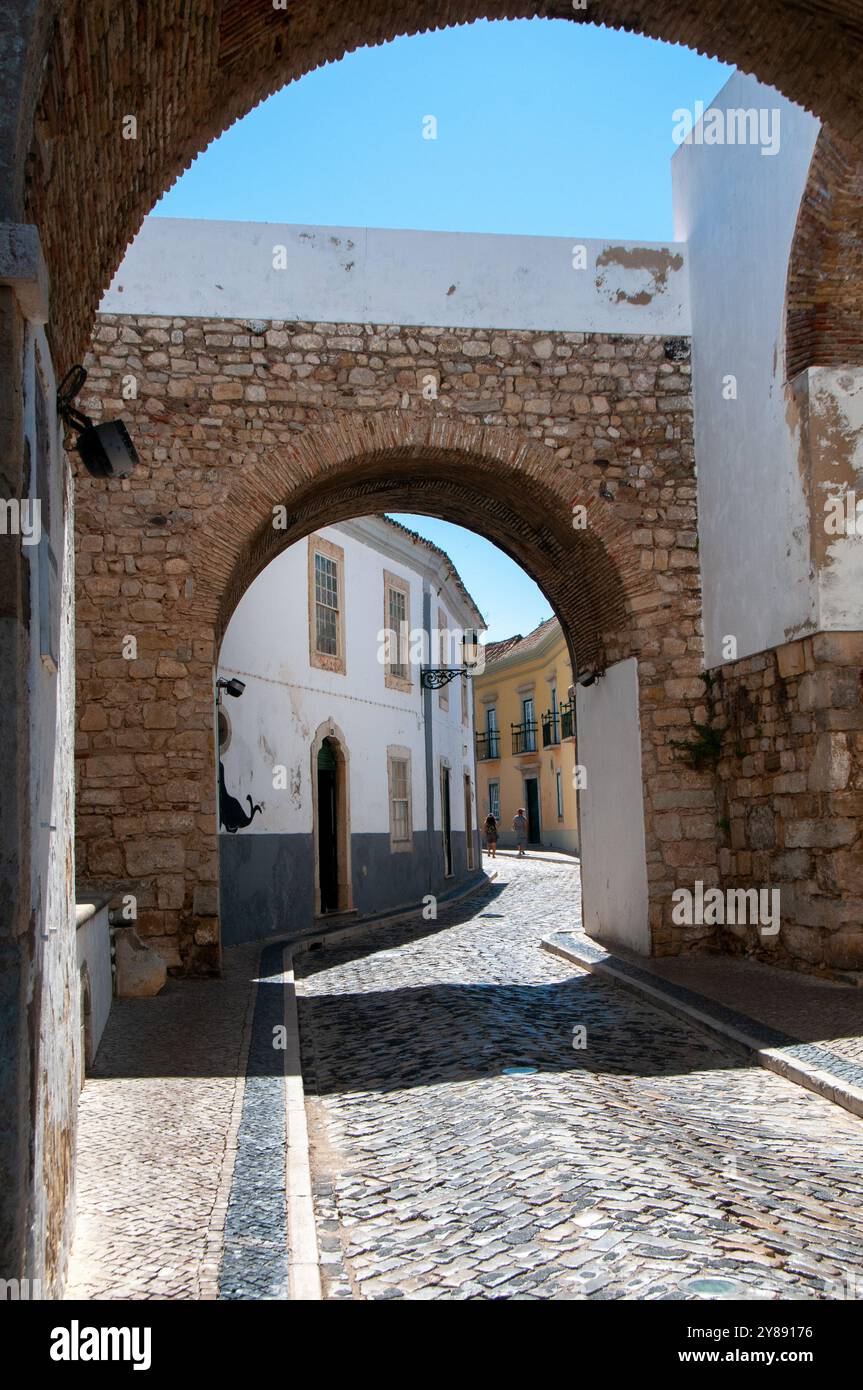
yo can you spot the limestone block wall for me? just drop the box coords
[712,633,863,974]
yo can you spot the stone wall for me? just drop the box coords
[75,312,709,968]
[712,633,863,975]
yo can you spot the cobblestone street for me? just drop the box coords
[297,857,863,1301]
[64,857,863,1301]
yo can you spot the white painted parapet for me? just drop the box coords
[102,217,689,336]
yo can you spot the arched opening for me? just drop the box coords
[209,488,670,956]
[310,724,352,918]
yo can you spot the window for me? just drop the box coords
[315,553,338,654]
[486,706,499,757]
[522,696,536,753]
[308,535,345,674]
[387,747,413,852]
[488,781,500,820]
[556,769,564,820]
[383,570,411,691]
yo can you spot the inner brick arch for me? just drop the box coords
[785,125,863,378]
[19,1,863,375]
[206,430,639,678]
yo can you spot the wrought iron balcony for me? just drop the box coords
[511,721,538,755]
[475,731,500,761]
[560,700,575,740]
[541,711,561,747]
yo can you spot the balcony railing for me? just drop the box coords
[560,700,575,740]
[475,731,500,761]
[511,721,538,755]
[541,712,560,747]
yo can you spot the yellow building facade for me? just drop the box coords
[472,618,579,853]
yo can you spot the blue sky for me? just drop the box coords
[156,18,731,642]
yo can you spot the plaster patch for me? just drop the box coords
[595,246,684,307]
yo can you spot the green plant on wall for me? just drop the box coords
[670,670,723,770]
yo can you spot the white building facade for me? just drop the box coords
[217,515,485,944]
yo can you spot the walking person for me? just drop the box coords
[512,807,528,857]
[483,811,498,858]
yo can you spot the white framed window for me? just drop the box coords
[387,746,413,852]
[488,781,500,820]
[556,768,564,820]
[308,535,345,674]
[485,705,499,758]
[383,570,411,691]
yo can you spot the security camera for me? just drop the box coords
[217,677,246,699]
[57,364,140,479]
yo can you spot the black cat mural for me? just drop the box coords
[219,760,263,833]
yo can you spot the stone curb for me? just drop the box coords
[542,932,863,1122]
[281,945,323,1301]
[288,869,497,957]
[200,961,258,1300]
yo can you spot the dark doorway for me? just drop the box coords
[318,738,339,912]
[441,766,453,877]
[525,777,541,845]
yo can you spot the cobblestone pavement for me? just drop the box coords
[297,858,863,1301]
[65,945,259,1300]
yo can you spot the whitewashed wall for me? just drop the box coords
[672,73,821,665]
[576,658,649,952]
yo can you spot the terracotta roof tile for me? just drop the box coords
[484,616,559,667]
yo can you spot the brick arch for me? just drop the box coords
[202,412,644,676]
[785,125,863,378]
[20,2,863,372]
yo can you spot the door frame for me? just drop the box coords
[463,771,475,870]
[311,718,352,915]
[440,760,453,877]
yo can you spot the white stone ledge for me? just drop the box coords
[0,223,49,323]
[101,216,690,336]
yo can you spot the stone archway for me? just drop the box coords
[75,342,711,971]
[8,1,863,377]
